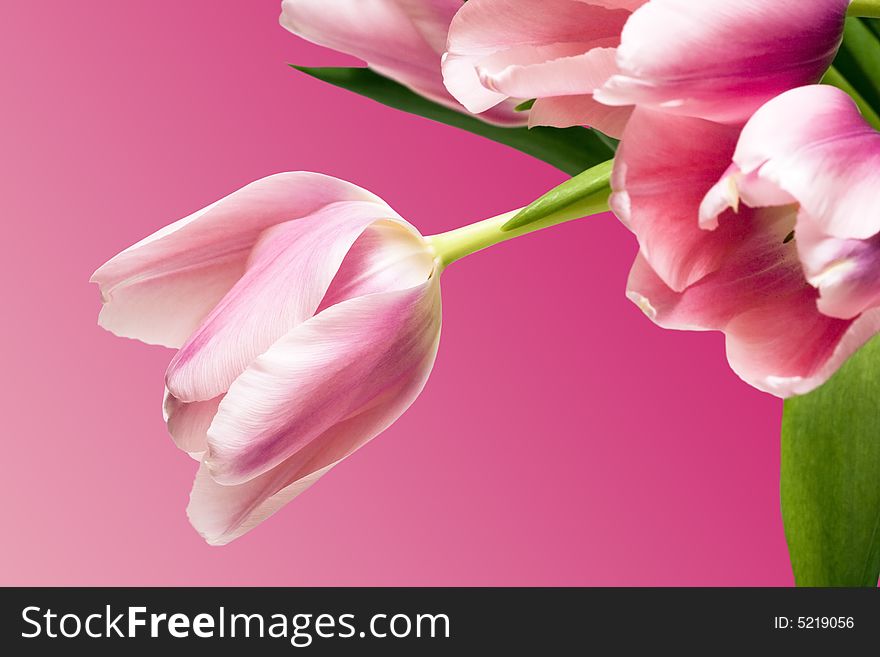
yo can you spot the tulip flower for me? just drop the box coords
[280,0,525,126]
[92,169,593,544]
[617,86,880,397]
[92,173,442,545]
[443,0,849,135]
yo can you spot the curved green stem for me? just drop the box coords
[849,0,880,19]
[427,187,611,268]
[428,158,615,267]
[822,66,880,130]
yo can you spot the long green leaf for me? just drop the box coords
[822,66,880,130]
[291,66,616,176]
[831,18,880,111]
[781,335,880,587]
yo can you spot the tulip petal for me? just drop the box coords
[163,392,223,457]
[281,0,455,100]
[205,275,441,486]
[586,0,647,9]
[281,0,524,125]
[476,45,620,99]
[317,220,436,311]
[711,86,880,319]
[700,164,797,230]
[165,204,416,403]
[187,353,435,545]
[90,173,387,348]
[443,0,630,113]
[595,0,849,124]
[530,95,633,137]
[611,108,743,291]
[796,212,880,320]
[626,204,880,397]
[731,86,880,241]
[189,460,334,547]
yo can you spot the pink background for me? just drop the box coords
[1,1,791,585]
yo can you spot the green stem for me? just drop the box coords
[427,187,611,268]
[849,0,880,19]
[822,66,880,130]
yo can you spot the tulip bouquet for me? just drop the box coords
[92,0,880,585]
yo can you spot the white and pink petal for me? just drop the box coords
[443,0,630,113]
[204,275,442,485]
[281,0,458,104]
[187,345,437,545]
[796,213,880,320]
[91,173,387,348]
[281,0,525,125]
[163,393,223,458]
[731,86,880,241]
[530,95,633,137]
[163,201,413,402]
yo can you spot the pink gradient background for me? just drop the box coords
[1,1,792,585]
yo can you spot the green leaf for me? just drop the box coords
[502,159,613,231]
[832,18,880,111]
[781,335,880,587]
[822,66,880,130]
[291,66,615,176]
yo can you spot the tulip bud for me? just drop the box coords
[92,173,442,544]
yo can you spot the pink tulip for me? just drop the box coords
[617,87,880,397]
[92,173,442,545]
[280,0,525,126]
[443,0,849,136]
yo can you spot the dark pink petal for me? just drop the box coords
[611,108,742,291]
[586,0,647,8]
[626,204,880,397]
[596,0,849,124]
